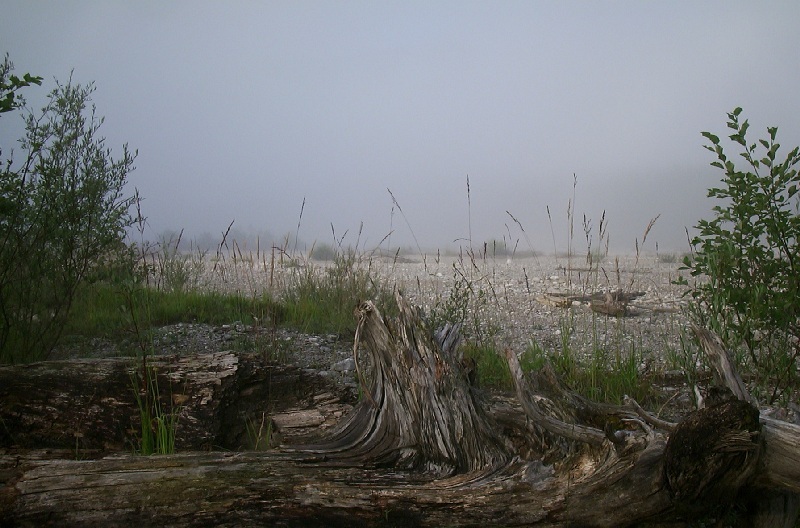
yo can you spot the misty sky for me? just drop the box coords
[2,1,800,253]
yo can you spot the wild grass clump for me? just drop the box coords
[149,232,206,293]
[232,333,291,363]
[403,176,667,406]
[422,249,502,348]
[57,223,397,357]
[282,248,395,336]
[245,412,274,450]
[656,252,679,264]
[463,343,513,391]
[523,320,654,405]
[131,358,179,455]
[309,243,338,261]
[458,331,654,406]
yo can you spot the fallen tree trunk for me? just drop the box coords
[0,352,354,453]
[0,448,668,527]
[1,293,799,527]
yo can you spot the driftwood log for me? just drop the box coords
[1,293,799,527]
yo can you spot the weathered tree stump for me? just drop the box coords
[1,293,799,527]
[286,296,508,475]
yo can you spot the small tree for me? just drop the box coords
[0,62,136,363]
[683,107,800,403]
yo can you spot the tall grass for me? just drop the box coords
[65,283,281,343]
[131,361,179,455]
[463,311,656,405]
[463,343,514,391]
[525,201,662,404]
[245,412,275,451]
[282,248,396,336]
[530,309,654,405]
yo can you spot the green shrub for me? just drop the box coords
[657,252,679,264]
[682,108,800,403]
[0,68,136,363]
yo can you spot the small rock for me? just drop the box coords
[332,358,355,372]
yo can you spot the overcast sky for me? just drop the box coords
[2,1,799,254]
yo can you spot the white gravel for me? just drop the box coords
[198,252,696,369]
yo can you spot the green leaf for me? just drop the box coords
[702,131,720,145]
[22,73,43,86]
[768,127,778,141]
[729,133,746,146]
[740,120,750,137]
[0,93,16,113]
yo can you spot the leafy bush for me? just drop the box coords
[0,64,136,362]
[682,108,800,402]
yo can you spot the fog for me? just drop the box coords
[2,1,800,254]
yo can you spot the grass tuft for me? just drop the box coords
[463,344,513,391]
[282,249,395,336]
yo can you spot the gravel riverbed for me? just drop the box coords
[53,251,800,422]
[58,253,695,377]
[201,253,695,370]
